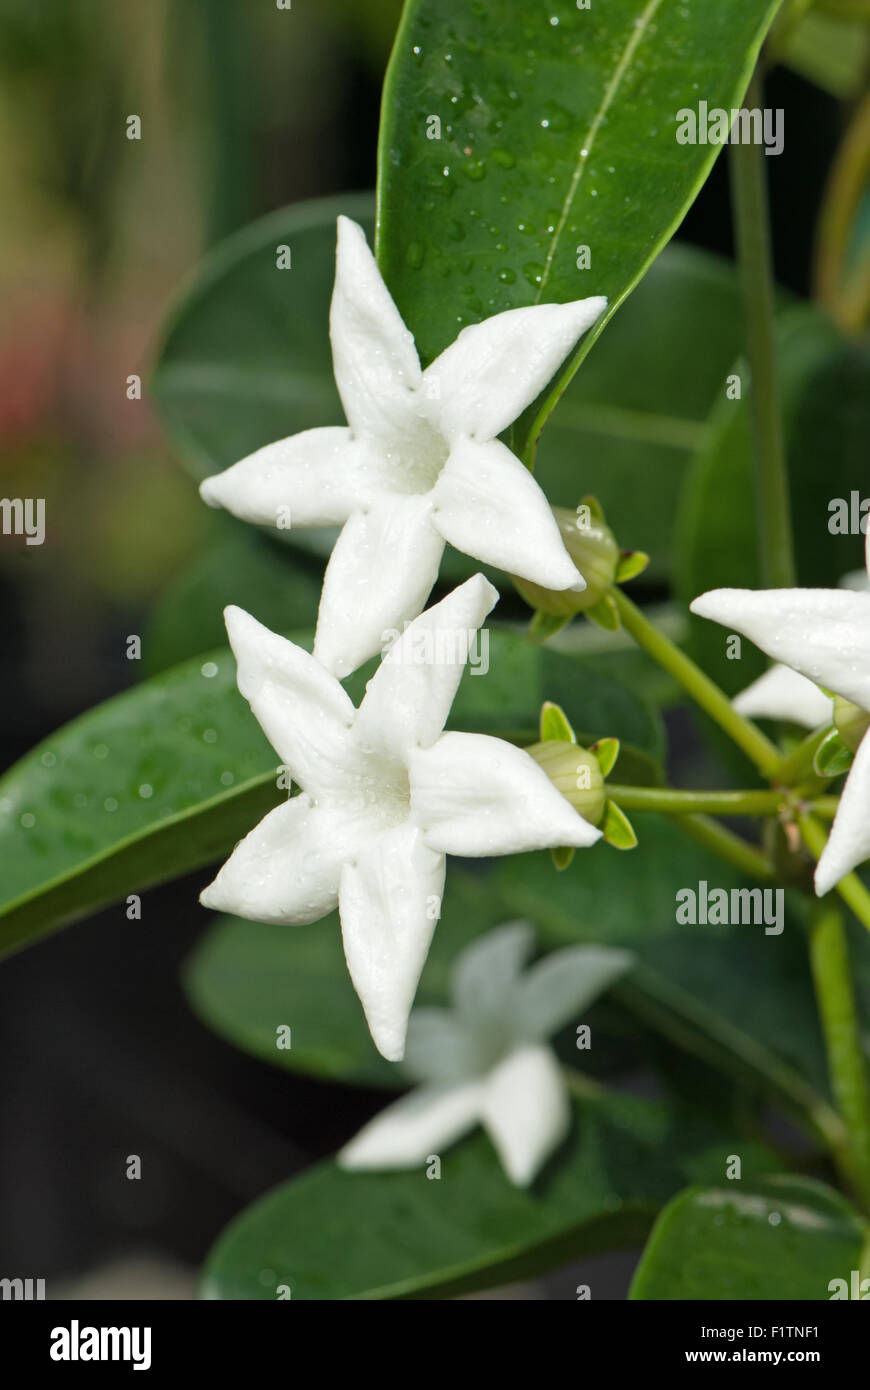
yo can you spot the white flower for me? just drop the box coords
[199,216,607,677]
[732,665,832,729]
[200,575,601,1060]
[339,923,633,1186]
[691,531,870,895]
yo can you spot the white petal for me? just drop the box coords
[431,438,583,590]
[313,495,444,679]
[339,823,446,1061]
[481,1044,570,1186]
[515,945,634,1042]
[424,297,607,443]
[691,588,870,713]
[199,794,364,924]
[732,665,832,729]
[224,606,358,795]
[338,1080,483,1171]
[815,732,870,895]
[450,921,535,1024]
[199,427,384,528]
[354,573,499,756]
[330,216,423,444]
[402,1008,477,1084]
[410,732,602,857]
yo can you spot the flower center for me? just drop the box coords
[345,749,412,829]
[386,413,450,495]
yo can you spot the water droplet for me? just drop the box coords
[138,784,153,799]
[93,744,109,760]
[41,751,56,767]
[492,148,516,169]
[523,262,545,286]
[20,812,35,828]
[446,218,465,242]
[463,158,486,181]
[201,661,218,678]
[498,267,516,283]
[104,797,118,812]
[203,728,218,744]
[220,771,235,786]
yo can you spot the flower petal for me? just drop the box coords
[431,437,583,590]
[401,1008,478,1084]
[450,921,535,1024]
[410,732,602,857]
[224,605,358,795]
[732,665,832,729]
[354,573,498,756]
[330,216,423,444]
[338,1080,483,1171]
[199,794,362,924]
[313,494,444,678]
[339,823,446,1061]
[481,1044,570,1186]
[199,427,384,528]
[424,297,607,443]
[514,945,634,1042]
[815,732,870,895]
[691,588,870,712]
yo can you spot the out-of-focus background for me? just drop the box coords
[0,0,846,1297]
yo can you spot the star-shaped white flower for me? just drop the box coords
[339,923,633,1186]
[691,531,870,895]
[199,216,606,677]
[732,665,832,729]
[200,575,601,1059]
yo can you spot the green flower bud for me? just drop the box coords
[513,504,619,616]
[833,695,870,754]
[526,739,606,825]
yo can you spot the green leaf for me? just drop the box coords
[0,628,660,958]
[493,817,844,1134]
[377,0,783,457]
[142,520,324,675]
[675,309,869,768]
[201,1089,779,1300]
[630,1177,868,1300]
[151,192,374,480]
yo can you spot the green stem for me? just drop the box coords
[729,65,796,589]
[609,587,781,776]
[771,726,833,786]
[799,813,870,938]
[807,896,870,1213]
[671,814,776,883]
[607,785,782,818]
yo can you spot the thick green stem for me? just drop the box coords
[807,896,870,1213]
[609,587,781,776]
[799,813,870,938]
[607,785,782,818]
[671,814,776,883]
[729,66,796,589]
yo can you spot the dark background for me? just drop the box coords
[0,0,846,1297]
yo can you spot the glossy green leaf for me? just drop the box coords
[151,192,374,480]
[377,0,783,457]
[201,1089,779,1300]
[630,1176,868,1300]
[494,817,845,1134]
[675,309,869,769]
[0,628,660,958]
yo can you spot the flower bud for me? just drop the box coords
[513,504,619,616]
[833,695,870,754]
[526,740,606,825]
